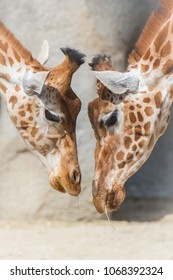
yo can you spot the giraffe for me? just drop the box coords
[88,0,173,213]
[0,21,85,196]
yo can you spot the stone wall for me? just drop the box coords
[1,0,172,221]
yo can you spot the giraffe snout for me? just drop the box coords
[93,182,126,213]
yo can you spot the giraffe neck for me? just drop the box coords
[0,21,43,99]
[130,11,173,92]
[127,13,173,136]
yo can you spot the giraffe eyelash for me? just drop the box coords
[45,109,61,123]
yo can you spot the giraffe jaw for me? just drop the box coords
[92,180,126,213]
[49,173,81,197]
[49,173,66,193]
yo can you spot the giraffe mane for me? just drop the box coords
[0,21,42,68]
[128,0,173,65]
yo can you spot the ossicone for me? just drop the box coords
[89,54,113,71]
[60,47,86,72]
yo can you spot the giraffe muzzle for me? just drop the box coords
[49,171,81,197]
[93,183,126,213]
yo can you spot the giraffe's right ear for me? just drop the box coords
[92,70,139,94]
[23,70,50,95]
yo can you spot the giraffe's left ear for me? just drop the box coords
[92,70,139,94]
[37,40,49,65]
[23,70,50,95]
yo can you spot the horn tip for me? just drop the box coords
[60,47,86,66]
[89,54,112,70]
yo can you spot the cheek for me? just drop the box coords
[46,149,62,173]
[20,128,55,156]
[46,123,65,138]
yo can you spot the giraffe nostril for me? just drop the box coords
[71,169,81,184]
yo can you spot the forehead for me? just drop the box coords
[43,84,81,123]
[88,98,116,126]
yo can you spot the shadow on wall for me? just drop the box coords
[111,198,173,222]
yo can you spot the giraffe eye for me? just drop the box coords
[45,109,60,123]
[105,110,118,127]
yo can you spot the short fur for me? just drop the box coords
[89,54,111,70]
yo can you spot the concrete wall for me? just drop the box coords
[1,0,172,221]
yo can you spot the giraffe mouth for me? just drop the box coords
[49,173,81,196]
[92,180,126,213]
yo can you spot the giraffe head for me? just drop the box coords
[18,48,85,196]
[88,0,173,213]
[0,20,85,196]
[88,52,169,213]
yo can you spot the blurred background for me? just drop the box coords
[0,0,173,260]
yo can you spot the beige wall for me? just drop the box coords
[1,0,171,221]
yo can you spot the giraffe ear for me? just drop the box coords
[92,70,139,94]
[23,70,50,95]
[37,40,49,65]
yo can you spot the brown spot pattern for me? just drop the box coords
[29,116,33,121]
[15,85,21,92]
[144,106,154,116]
[118,162,125,169]
[144,122,151,135]
[139,139,146,149]
[26,104,32,113]
[141,64,149,72]
[143,97,151,103]
[9,96,17,109]
[161,41,171,57]
[126,153,133,161]
[0,53,6,65]
[20,121,28,127]
[130,105,135,110]
[37,134,44,142]
[124,136,132,149]
[135,125,142,136]
[153,59,160,69]
[31,127,39,138]
[18,110,26,117]
[132,145,137,151]
[13,48,21,62]
[3,73,10,82]
[9,57,14,66]
[137,111,144,122]
[0,82,7,93]
[116,151,124,161]
[162,59,173,75]
[143,49,150,60]
[129,112,136,123]
[154,91,162,108]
